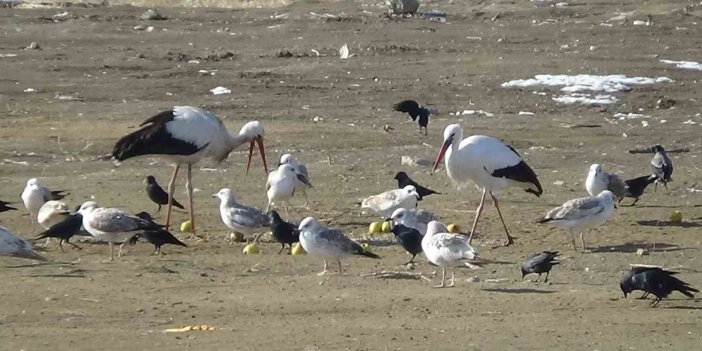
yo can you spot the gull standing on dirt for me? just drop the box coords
[623,175,658,206]
[650,145,673,190]
[37,200,71,229]
[361,185,419,218]
[112,106,269,236]
[298,217,380,275]
[585,164,626,199]
[20,178,69,228]
[393,100,435,135]
[278,154,312,206]
[145,175,185,215]
[0,225,47,261]
[213,188,270,243]
[422,221,482,288]
[537,190,617,252]
[77,201,161,261]
[266,164,312,216]
[390,208,439,235]
[521,251,560,282]
[432,124,543,246]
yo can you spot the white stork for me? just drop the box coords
[112,106,268,235]
[432,124,542,246]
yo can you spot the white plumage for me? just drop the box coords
[585,163,626,199]
[266,164,298,216]
[0,225,47,261]
[20,178,66,226]
[361,185,419,218]
[389,208,439,235]
[37,200,70,229]
[279,153,312,205]
[213,188,270,242]
[422,221,480,288]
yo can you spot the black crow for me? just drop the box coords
[393,100,435,135]
[622,175,658,206]
[394,171,439,201]
[0,200,16,213]
[390,223,423,264]
[521,251,559,282]
[620,266,698,307]
[650,145,673,190]
[34,212,84,252]
[269,210,300,254]
[130,212,187,256]
[145,175,185,215]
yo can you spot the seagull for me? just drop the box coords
[432,124,543,246]
[76,201,161,261]
[279,154,312,206]
[585,164,626,199]
[129,212,187,256]
[393,100,435,135]
[0,225,48,261]
[112,106,269,236]
[422,221,482,288]
[266,164,311,216]
[298,217,380,275]
[538,190,617,252]
[34,212,84,252]
[389,208,439,235]
[269,210,300,254]
[145,175,185,215]
[213,188,270,243]
[20,178,69,227]
[37,200,70,230]
[621,266,698,307]
[361,185,419,218]
[0,200,16,213]
[650,145,673,190]
[390,223,423,264]
[623,175,658,206]
[521,251,560,282]
[394,171,439,200]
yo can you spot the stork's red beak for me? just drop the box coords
[431,138,452,174]
[246,136,268,175]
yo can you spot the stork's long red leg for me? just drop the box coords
[467,188,487,244]
[490,192,514,246]
[185,163,196,236]
[165,164,181,231]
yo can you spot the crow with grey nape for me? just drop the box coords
[145,175,185,215]
[521,251,559,282]
[129,212,187,256]
[390,223,423,264]
[0,200,16,213]
[393,100,435,135]
[269,210,299,254]
[622,175,657,206]
[394,171,439,201]
[34,212,84,252]
[620,266,698,307]
[650,145,673,191]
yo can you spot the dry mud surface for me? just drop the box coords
[1,1,702,350]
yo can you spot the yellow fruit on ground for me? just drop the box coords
[369,221,383,234]
[669,210,683,223]
[381,221,391,233]
[291,242,306,255]
[243,243,260,254]
[180,220,192,233]
[447,223,460,233]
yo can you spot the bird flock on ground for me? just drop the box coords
[0,101,694,307]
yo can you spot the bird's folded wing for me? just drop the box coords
[362,190,399,210]
[89,209,147,232]
[229,206,269,228]
[551,198,605,221]
[317,228,355,251]
[414,209,439,224]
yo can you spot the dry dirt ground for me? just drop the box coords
[1,0,702,350]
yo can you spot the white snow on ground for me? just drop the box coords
[210,86,231,95]
[661,59,702,71]
[552,93,617,105]
[613,113,648,120]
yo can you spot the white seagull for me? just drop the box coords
[112,106,269,236]
[538,190,617,252]
[585,164,625,199]
[37,200,70,229]
[432,124,543,246]
[0,225,48,261]
[298,217,380,275]
[279,154,312,206]
[20,178,68,228]
[213,188,270,243]
[266,164,312,216]
[389,208,440,235]
[422,221,482,288]
[77,201,161,261]
[361,185,420,218]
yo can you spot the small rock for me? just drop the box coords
[133,24,148,31]
[136,53,145,58]
[656,97,675,109]
[636,248,648,256]
[25,41,41,50]
[44,296,56,302]
[140,9,167,21]
[466,276,480,283]
[386,0,420,15]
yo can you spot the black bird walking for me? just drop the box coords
[393,100,435,135]
[130,212,187,256]
[521,251,559,282]
[620,266,698,307]
[145,175,185,215]
[390,223,423,264]
[269,210,300,254]
[623,175,658,206]
[0,200,16,213]
[34,212,84,252]
[394,171,439,201]
[650,145,673,190]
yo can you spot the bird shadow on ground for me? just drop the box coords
[636,220,702,228]
[627,204,702,209]
[591,242,683,253]
[481,288,555,294]
[25,273,86,278]
[666,304,702,311]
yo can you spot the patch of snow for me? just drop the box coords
[502,74,671,93]
[661,59,702,71]
[552,93,617,105]
[613,113,648,120]
[459,110,494,117]
[518,111,535,116]
[210,86,231,95]
[683,119,697,125]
